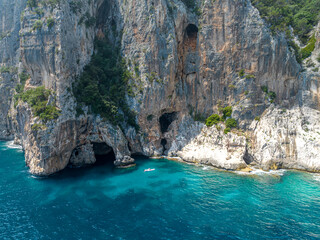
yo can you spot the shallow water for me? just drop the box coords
[1,141,320,240]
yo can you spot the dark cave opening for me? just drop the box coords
[159,112,177,133]
[185,24,198,50]
[186,24,198,38]
[161,139,167,153]
[92,142,116,166]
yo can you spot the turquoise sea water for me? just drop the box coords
[1,141,320,240]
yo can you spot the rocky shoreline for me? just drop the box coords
[0,0,319,176]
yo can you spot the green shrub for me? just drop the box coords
[15,84,24,94]
[268,91,277,103]
[287,39,302,64]
[70,1,83,14]
[182,0,195,8]
[261,86,268,93]
[300,35,316,60]
[205,114,221,127]
[239,69,245,77]
[33,20,43,31]
[226,118,237,128]
[15,86,61,123]
[19,72,30,84]
[228,84,236,89]
[193,6,201,16]
[27,0,37,8]
[254,116,260,121]
[194,112,206,122]
[39,105,61,122]
[244,90,249,95]
[47,18,55,28]
[42,0,61,8]
[35,8,44,16]
[0,66,10,73]
[222,106,232,119]
[134,62,140,77]
[251,0,320,44]
[16,72,30,94]
[245,74,255,79]
[224,127,231,134]
[0,66,18,74]
[31,123,45,131]
[73,38,138,129]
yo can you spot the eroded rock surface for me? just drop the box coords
[1,0,320,174]
[177,124,248,170]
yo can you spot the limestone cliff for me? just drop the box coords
[1,0,320,175]
[0,0,27,140]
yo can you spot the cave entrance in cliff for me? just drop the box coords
[92,142,116,166]
[185,24,198,51]
[159,112,177,133]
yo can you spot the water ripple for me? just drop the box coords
[0,142,320,239]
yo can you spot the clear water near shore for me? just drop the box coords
[1,141,320,240]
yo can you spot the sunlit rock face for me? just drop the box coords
[1,0,320,174]
[0,0,27,140]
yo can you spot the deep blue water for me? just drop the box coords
[1,141,320,240]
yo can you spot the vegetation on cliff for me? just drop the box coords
[300,34,317,59]
[72,38,138,130]
[27,0,60,9]
[14,86,61,123]
[261,86,277,103]
[205,114,221,127]
[252,0,320,44]
[205,107,238,134]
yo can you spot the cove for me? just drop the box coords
[1,141,320,240]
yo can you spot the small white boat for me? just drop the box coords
[144,168,155,172]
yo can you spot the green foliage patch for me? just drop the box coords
[239,69,245,77]
[27,0,61,9]
[72,38,138,129]
[222,106,232,119]
[300,35,316,59]
[261,86,277,103]
[15,86,61,123]
[205,114,221,127]
[182,0,201,15]
[47,18,55,28]
[224,127,231,134]
[33,20,43,31]
[252,0,320,44]
[226,118,238,128]
[261,85,268,93]
[15,72,30,94]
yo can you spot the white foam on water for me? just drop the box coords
[235,168,286,176]
[202,166,214,171]
[5,141,22,150]
[313,174,320,182]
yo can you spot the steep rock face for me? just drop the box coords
[176,122,248,170]
[13,101,131,175]
[0,0,27,140]
[2,0,320,174]
[250,106,320,171]
[10,0,134,175]
[121,0,300,156]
